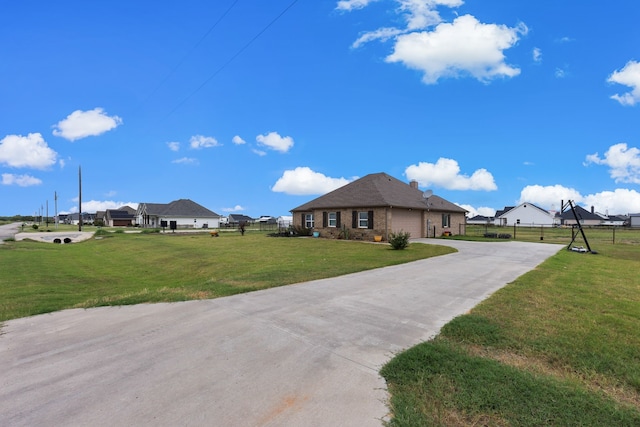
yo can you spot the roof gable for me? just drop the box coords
[291,172,466,213]
[496,202,552,218]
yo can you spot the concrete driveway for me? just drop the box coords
[0,239,563,426]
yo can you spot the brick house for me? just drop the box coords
[290,172,467,241]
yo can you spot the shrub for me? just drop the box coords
[389,231,411,250]
[32,224,39,230]
[292,225,312,236]
[140,228,161,234]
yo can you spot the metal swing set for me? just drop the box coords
[561,200,597,254]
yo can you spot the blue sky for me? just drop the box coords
[2,0,640,219]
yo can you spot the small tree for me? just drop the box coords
[389,230,411,250]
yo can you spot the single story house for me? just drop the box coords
[227,214,254,226]
[467,215,493,225]
[560,205,603,226]
[61,212,95,225]
[136,199,221,229]
[290,172,467,241]
[104,206,137,227]
[494,202,557,227]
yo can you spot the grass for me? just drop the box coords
[381,241,640,426]
[0,230,454,321]
[463,224,640,246]
[5,223,640,424]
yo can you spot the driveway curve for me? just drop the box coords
[0,239,563,426]
[0,222,21,244]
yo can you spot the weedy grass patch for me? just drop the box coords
[382,242,640,426]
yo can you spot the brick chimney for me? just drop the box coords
[410,180,418,189]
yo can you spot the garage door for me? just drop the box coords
[391,209,422,238]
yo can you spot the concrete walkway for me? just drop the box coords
[0,239,563,426]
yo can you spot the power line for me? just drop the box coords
[144,0,240,103]
[166,0,300,117]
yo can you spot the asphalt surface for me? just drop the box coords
[0,239,563,426]
[0,222,21,244]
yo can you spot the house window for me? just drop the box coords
[305,213,314,229]
[328,212,337,227]
[442,214,451,228]
[357,211,368,228]
[517,219,521,225]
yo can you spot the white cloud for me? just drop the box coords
[232,135,246,145]
[2,173,42,187]
[582,189,640,215]
[585,143,640,184]
[386,15,525,84]
[608,60,640,106]
[456,204,496,218]
[352,27,404,49]
[533,47,542,63]
[172,157,198,165]
[399,0,464,31]
[256,131,294,153]
[52,108,122,141]
[0,133,58,169]
[272,167,354,195]
[67,200,139,214]
[222,205,245,212]
[189,135,220,149]
[405,158,497,190]
[336,0,378,11]
[252,149,267,157]
[518,184,582,210]
[518,184,640,215]
[555,67,567,78]
[167,141,180,151]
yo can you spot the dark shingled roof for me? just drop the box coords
[291,172,467,213]
[140,199,219,217]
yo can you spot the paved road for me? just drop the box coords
[0,239,563,426]
[0,222,21,244]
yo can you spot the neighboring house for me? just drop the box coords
[290,172,467,240]
[228,214,254,226]
[494,202,557,227]
[257,215,277,225]
[104,206,137,227]
[600,214,628,227]
[560,205,603,226]
[95,211,106,225]
[278,215,293,228]
[137,199,221,229]
[63,212,95,225]
[629,214,640,228]
[467,215,493,225]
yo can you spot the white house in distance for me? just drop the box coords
[494,202,558,227]
[137,199,221,229]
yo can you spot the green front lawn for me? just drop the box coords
[0,231,454,321]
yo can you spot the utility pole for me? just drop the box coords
[78,166,83,232]
[54,191,58,229]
